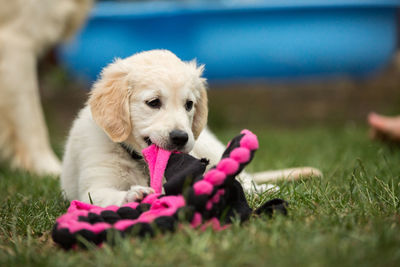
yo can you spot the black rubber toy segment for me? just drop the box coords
[186,187,209,211]
[77,215,90,223]
[51,224,77,250]
[222,179,252,223]
[88,212,105,224]
[221,134,245,159]
[164,153,208,195]
[154,216,177,233]
[137,203,151,213]
[125,222,154,238]
[103,228,125,246]
[117,207,140,220]
[174,206,195,222]
[254,198,288,217]
[100,210,121,224]
[76,229,98,248]
[78,212,105,224]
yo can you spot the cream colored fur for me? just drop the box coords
[0,0,93,175]
[61,50,208,206]
[61,50,322,207]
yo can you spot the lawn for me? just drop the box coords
[0,125,399,267]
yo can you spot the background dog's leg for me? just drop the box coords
[0,45,61,175]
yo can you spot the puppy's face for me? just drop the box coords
[89,50,208,153]
[130,80,199,152]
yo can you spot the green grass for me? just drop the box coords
[0,126,399,267]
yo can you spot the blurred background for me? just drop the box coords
[38,0,400,147]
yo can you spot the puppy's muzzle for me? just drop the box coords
[169,130,188,148]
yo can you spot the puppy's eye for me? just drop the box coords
[146,99,161,109]
[185,100,193,111]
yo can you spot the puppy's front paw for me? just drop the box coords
[124,186,155,203]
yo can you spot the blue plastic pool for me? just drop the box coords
[58,0,400,82]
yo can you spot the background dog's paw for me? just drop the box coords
[32,153,62,177]
[124,186,155,203]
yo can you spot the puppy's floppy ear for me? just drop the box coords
[192,64,208,139]
[89,59,132,142]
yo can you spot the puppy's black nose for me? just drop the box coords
[169,130,188,147]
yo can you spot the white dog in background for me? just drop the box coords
[61,50,321,206]
[0,0,92,175]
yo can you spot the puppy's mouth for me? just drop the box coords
[143,137,152,146]
[143,136,187,152]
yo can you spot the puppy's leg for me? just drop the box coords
[75,160,154,206]
[80,186,155,207]
[0,45,61,175]
[81,187,132,207]
[252,167,323,183]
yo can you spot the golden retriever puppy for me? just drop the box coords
[0,0,92,175]
[61,50,321,206]
[61,50,208,206]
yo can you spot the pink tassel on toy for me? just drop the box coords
[142,144,172,194]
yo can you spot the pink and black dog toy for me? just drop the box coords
[52,130,287,249]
